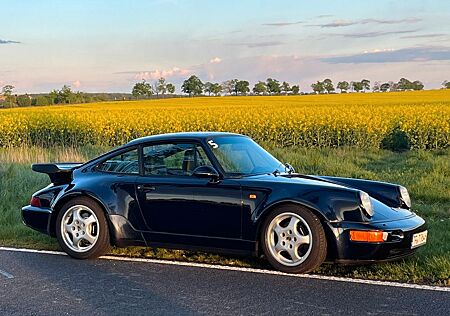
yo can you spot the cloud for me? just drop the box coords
[318,20,357,28]
[333,29,419,38]
[360,17,421,24]
[0,39,20,44]
[229,41,284,48]
[315,14,334,19]
[401,33,447,39]
[72,80,81,88]
[209,57,222,64]
[310,17,421,28]
[115,67,191,81]
[262,21,302,27]
[321,46,450,64]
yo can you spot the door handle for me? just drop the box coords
[137,184,156,191]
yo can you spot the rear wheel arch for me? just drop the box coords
[50,193,110,237]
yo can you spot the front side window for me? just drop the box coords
[207,136,283,176]
[143,143,213,176]
[97,148,139,174]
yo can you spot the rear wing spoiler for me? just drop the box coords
[32,163,83,184]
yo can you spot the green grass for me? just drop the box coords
[1,145,449,286]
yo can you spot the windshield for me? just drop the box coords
[207,136,284,176]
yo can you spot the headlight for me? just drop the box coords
[359,191,373,217]
[399,186,411,208]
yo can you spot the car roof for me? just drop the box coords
[126,132,246,146]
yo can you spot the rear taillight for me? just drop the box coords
[30,196,41,207]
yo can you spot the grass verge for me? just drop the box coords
[1,145,449,286]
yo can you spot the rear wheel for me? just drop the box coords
[56,197,110,259]
[261,205,327,273]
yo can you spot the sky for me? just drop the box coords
[1,0,450,93]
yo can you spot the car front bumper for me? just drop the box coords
[327,213,427,263]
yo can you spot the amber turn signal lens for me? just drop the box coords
[350,230,387,242]
[30,196,41,207]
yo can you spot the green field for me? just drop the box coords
[1,145,449,286]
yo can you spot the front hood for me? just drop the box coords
[244,173,347,189]
[242,173,415,223]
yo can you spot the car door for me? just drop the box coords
[136,141,242,242]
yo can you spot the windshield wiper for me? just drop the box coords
[272,169,281,176]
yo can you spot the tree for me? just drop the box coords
[221,79,238,95]
[181,75,203,96]
[252,81,267,95]
[443,81,450,89]
[210,83,222,96]
[235,80,250,95]
[281,81,291,95]
[323,78,334,93]
[166,83,176,94]
[266,78,281,95]
[132,80,153,99]
[361,79,370,92]
[380,82,390,92]
[33,96,51,106]
[372,81,381,92]
[311,81,325,94]
[388,81,399,92]
[1,85,15,107]
[411,80,424,91]
[351,81,364,93]
[291,85,300,95]
[203,82,214,96]
[336,81,349,93]
[397,78,412,91]
[17,95,32,107]
[156,77,167,96]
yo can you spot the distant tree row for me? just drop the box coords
[0,84,121,108]
[2,79,450,108]
[179,75,300,97]
[131,78,176,99]
[310,78,426,94]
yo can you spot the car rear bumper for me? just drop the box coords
[328,213,427,262]
[21,205,52,235]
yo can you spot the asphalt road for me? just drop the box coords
[0,250,449,316]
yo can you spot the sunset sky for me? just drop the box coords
[1,0,449,93]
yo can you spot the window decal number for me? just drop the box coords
[208,140,219,149]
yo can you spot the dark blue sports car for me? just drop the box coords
[22,132,427,273]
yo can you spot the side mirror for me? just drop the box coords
[192,165,220,181]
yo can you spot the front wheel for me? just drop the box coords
[56,197,111,259]
[261,205,327,273]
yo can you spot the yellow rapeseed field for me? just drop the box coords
[0,90,449,149]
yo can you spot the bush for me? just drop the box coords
[16,95,32,107]
[33,96,51,106]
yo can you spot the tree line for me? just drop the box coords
[133,76,437,98]
[1,78,450,108]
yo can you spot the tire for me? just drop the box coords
[261,205,327,273]
[56,197,111,259]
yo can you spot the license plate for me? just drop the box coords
[411,230,427,249]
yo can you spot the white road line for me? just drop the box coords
[0,268,14,279]
[0,246,449,292]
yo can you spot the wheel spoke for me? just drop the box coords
[83,215,96,227]
[64,224,73,234]
[287,216,299,232]
[294,234,310,246]
[287,246,301,262]
[82,232,96,245]
[273,220,283,235]
[72,208,82,223]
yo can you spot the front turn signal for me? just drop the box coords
[350,230,387,242]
